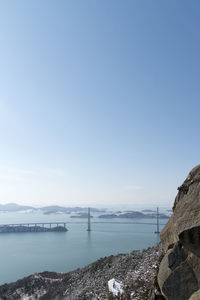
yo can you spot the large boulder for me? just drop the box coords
[157,165,200,300]
[160,164,200,252]
[189,289,200,300]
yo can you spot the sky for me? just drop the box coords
[0,0,200,209]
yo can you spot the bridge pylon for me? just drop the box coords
[154,207,160,234]
[87,207,91,231]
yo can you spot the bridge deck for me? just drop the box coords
[0,222,67,233]
[0,222,67,226]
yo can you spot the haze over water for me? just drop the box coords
[0,212,166,284]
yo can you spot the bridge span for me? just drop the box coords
[0,222,67,233]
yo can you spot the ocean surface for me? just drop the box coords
[0,212,167,285]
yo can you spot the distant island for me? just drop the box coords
[0,203,37,212]
[99,211,169,219]
[0,203,171,219]
[70,213,94,218]
[0,203,105,215]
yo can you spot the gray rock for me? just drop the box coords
[157,165,200,300]
[160,164,200,252]
[189,289,200,300]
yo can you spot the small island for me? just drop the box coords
[98,211,169,219]
[70,213,93,218]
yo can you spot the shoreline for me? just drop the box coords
[0,243,163,300]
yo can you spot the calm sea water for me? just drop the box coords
[0,212,167,285]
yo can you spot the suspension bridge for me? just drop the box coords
[86,207,162,233]
[0,207,164,234]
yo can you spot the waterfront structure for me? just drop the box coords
[0,222,68,233]
[155,207,160,234]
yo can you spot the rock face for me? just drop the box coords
[157,164,200,300]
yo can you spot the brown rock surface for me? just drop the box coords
[157,164,200,300]
[160,164,200,251]
[189,289,200,300]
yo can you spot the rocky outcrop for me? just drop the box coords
[156,164,200,300]
[189,289,200,300]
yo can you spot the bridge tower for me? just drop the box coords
[155,207,160,234]
[87,207,91,231]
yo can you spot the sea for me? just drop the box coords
[0,212,167,285]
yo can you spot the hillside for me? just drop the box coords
[0,244,163,300]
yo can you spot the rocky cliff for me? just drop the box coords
[151,164,200,300]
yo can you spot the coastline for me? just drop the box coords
[0,243,163,300]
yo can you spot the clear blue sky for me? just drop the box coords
[0,0,199,209]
